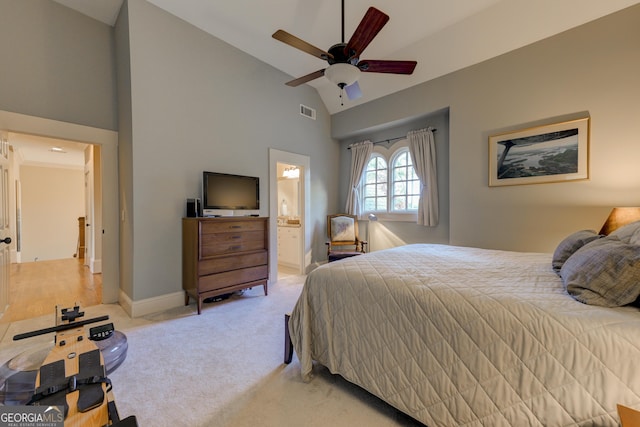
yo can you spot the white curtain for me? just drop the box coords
[408,127,439,226]
[345,140,373,215]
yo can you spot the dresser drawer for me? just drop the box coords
[183,216,269,314]
[200,220,265,234]
[199,265,268,292]
[200,230,266,257]
[198,251,267,276]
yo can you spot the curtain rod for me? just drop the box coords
[347,129,437,149]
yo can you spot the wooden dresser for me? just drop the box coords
[182,216,269,314]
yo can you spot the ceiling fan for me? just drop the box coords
[272,0,417,103]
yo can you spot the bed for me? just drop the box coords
[288,227,640,426]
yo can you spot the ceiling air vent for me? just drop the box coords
[300,104,316,120]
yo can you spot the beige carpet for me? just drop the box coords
[0,273,424,427]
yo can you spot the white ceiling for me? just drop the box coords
[10,133,86,169]
[52,0,639,115]
[24,0,637,166]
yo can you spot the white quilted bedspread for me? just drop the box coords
[289,244,640,426]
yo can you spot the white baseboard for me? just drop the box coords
[119,290,185,318]
[278,260,301,270]
[90,258,102,274]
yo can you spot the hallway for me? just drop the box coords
[2,258,101,322]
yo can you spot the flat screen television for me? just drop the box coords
[202,171,260,216]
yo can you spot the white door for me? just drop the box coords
[84,169,92,265]
[0,133,11,314]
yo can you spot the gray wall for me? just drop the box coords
[115,1,134,298]
[6,0,638,306]
[0,0,117,130]
[338,110,450,249]
[2,0,339,306]
[119,0,338,300]
[333,4,640,253]
[1,0,121,304]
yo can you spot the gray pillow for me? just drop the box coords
[560,237,640,307]
[552,230,602,274]
[609,220,640,242]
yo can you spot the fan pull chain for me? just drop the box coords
[340,87,344,106]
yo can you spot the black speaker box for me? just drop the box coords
[186,198,200,217]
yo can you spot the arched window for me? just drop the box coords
[360,145,420,218]
[362,154,387,212]
[391,149,420,212]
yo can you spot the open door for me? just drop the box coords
[0,132,11,314]
[84,169,91,264]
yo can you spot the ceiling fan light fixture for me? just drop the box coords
[324,63,360,88]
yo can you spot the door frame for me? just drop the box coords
[0,131,10,313]
[0,110,119,303]
[269,149,310,279]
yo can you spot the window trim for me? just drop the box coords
[359,140,418,222]
[361,153,388,214]
[389,147,420,213]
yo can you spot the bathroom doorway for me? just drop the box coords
[269,149,310,281]
[276,162,302,277]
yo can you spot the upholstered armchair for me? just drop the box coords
[326,214,367,262]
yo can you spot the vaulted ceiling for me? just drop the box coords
[51,0,640,115]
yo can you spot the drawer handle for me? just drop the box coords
[230,225,242,229]
[229,245,242,251]
[231,235,242,239]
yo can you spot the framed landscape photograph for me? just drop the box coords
[488,117,590,187]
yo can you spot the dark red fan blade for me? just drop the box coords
[346,7,389,58]
[285,69,326,87]
[358,60,417,74]
[273,30,334,61]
